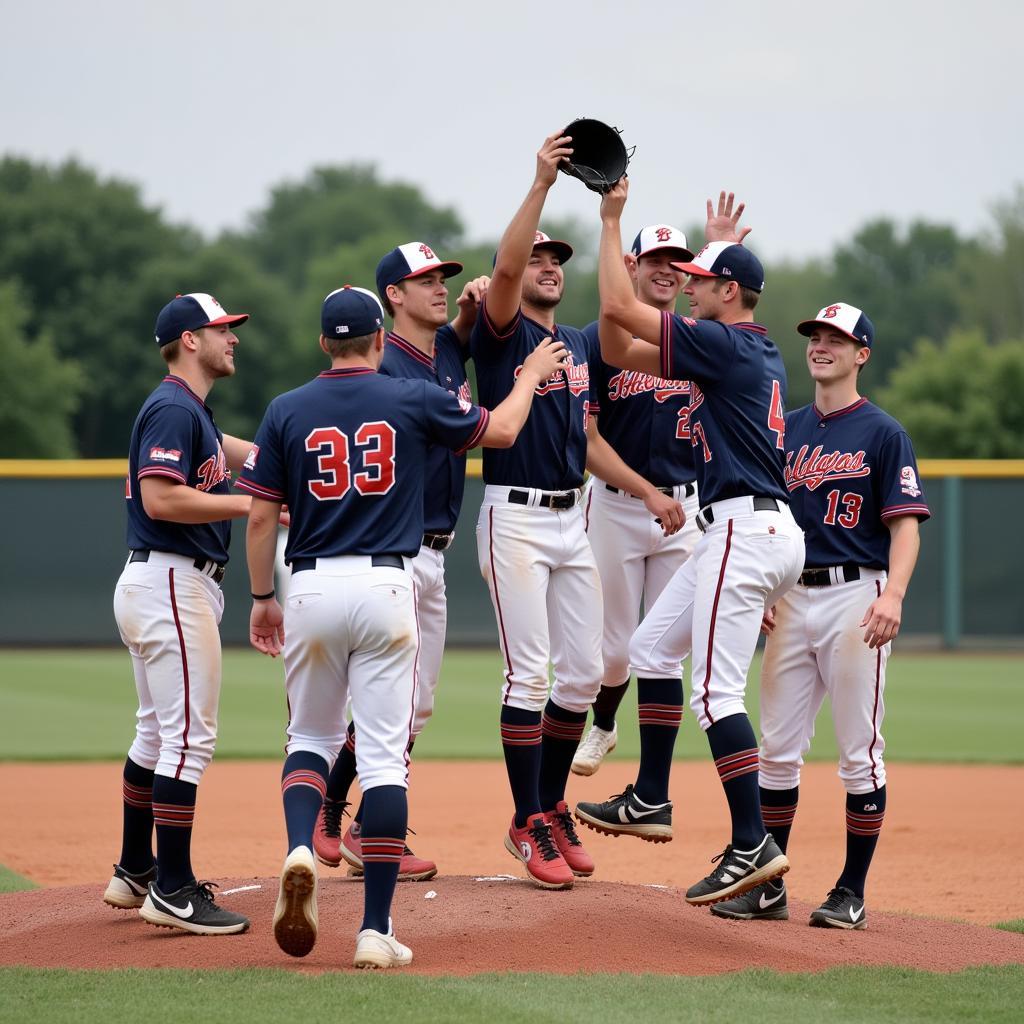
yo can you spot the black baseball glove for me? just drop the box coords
[558,118,633,194]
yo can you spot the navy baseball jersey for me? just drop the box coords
[379,325,471,534]
[784,398,930,569]
[583,321,696,487]
[660,313,789,506]
[471,302,593,489]
[125,375,232,564]
[236,367,489,559]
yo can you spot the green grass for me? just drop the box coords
[0,865,36,894]
[1,966,1022,1024]
[995,919,1024,934]
[1,649,1022,763]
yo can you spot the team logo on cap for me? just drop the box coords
[534,232,545,243]
[655,227,673,242]
[419,243,435,260]
[823,304,842,319]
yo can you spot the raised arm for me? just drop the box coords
[480,337,567,447]
[450,275,490,345]
[597,179,663,370]
[485,132,573,330]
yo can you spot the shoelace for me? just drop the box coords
[527,820,562,861]
[703,845,736,881]
[193,881,221,904]
[321,799,349,839]
[819,886,854,911]
[601,783,635,807]
[552,808,583,847]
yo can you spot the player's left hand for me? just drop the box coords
[278,505,291,529]
[705,191,752,244]
[644,489,684,536]
[456,276,490,312]
[600,176,629,221]
[760,605,777,636]
[860,590,902,649]
[250,598,286,657]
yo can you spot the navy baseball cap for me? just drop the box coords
[321,286,385,338]
[671,241,765,293]
[376,242,463,296]
[491,229,574,269]
[798,302,875,348]
[154,293,249,347]
[631,224,693,261]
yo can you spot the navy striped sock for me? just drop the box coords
[281,751,328,853]
[119,757,155,874]
[634,677,683,805]
[539,700,587,811]
[706,713,764,850]
[151,776,197,893]
[500,706,542,828]
[760,786,799,854]
[360,785,407,934]
[325,723,357,803]
[592,678,630,732]
[837,786,887,897]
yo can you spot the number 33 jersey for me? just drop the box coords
[237,367,489,560]
[784,397,930,570]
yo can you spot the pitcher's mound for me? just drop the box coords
[2,875,1022,974]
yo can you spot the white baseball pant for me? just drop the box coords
[476,486,604,713]
[759,570,889,795]
[410,544,447,736]
[629,496,805,730]
[584,479,701,681]
[282,556,419,791]
[113,553,224,786]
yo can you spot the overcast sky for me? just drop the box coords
[3,1,1020,262]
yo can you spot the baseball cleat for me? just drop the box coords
[575,783,673,842]
[809,886,867,930]
[273,845,318,957]
[312,799,349,868]
[504,814,574,890]
[571,723,617,776]
[103,863,157,909]
[341,822,438,882]
[353,926,413,969]
[545,800,595,877]
[685,833,789,905]
[139,879,250,935]
[710,879,789,921]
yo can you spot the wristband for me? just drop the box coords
[251,589,275,601]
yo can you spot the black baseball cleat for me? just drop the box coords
[103,863,157,909]
[710,879,789,920]
[685,833,789,905]
[809,886,867,929]
[140,879,250,935]
[575,784,672,842]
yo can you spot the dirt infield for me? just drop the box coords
[1,760,1022,974]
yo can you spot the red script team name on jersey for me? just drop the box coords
[196,445,231,492]
[606,370,690,404]
[513,352,589,397]
[785,444,870,492]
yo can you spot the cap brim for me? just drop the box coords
[403,261,464,282]
[669,260,716,277]
[637,245,695,262]
[533,240,573,264]
[797,318,859,342]
[205,313,249,328]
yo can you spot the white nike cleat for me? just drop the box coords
[139,879,250,935]
[353,924,413,969]
[574,783,672,842]
[273,845,318,957]
[571,724,617,776]
[809,886,867,929]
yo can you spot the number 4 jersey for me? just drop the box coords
[237,366,489,559]
[784,397,930,569]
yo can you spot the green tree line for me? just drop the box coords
[1,156,1022,458]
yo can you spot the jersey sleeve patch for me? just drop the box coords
[899,465,921,497]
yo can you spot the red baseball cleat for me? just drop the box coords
[342,821,438,881]
[546,800,595,877]
[504,814,574,889]
[312,799,348,868]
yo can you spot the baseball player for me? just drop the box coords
[710,302,929,928]
[103,293,253,935]
[572,223,701,783]
[470,131,682,890]
[581,182,805,905]
[240,286,565,967]
[313,243,489,882]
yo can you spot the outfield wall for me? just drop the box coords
[1,461,1021,648]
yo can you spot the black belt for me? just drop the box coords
[508,488,579,510]
[422,532,454,551]
[799,565,862,587]
[605,482,695,499]
[129,549,226,585]
[697,496,781,533]
[291,554,406,573]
